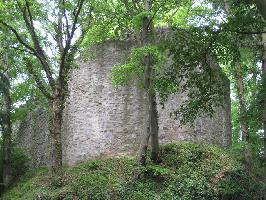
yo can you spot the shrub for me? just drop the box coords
[0,143,29,183]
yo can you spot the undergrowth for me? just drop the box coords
[1,142,265,200]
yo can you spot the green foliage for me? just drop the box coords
[217,0,264,157]
[216,168,264,200]
[82,24,116,49]
[111,63,136,87]
[164,27,229,124]
[0,143,29,183]
[132,12,153,30]
[2,143,265,200]
[143,164,171,178]
[111,46,163,87]
[9,147,29,178]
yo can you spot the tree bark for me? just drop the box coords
[0,73,13,187]
[262,26,266,161]
[149,91,159,163]
[223,0,249,142]
[233,59,249,141]
[136,125,151,165]
[255,1,266,161]
[0,0,87,175]
[48,86,64,173]
[254,0,266,20]
[136,0,160,165]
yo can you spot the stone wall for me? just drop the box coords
[15,109,49,168]
[16,40,232,167]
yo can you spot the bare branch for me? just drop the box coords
[68,0,85,47]
[55,0,64,54]
[22,0,55,88]
[62,0,70,39]
[59,9,93,90]
[58,0,86,80]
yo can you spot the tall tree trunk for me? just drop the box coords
[254,0,266,20]
[149,91,159,163]
[233,59,249,141]
[137,125,151,165]
[223,0,249,142]
[136,0,159,165]
[0,73,13,187]
[254,0,266,161]
[262,25,266,161]
[48,86,63,173]
[136,91,159,165]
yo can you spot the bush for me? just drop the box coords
[0,143,29,183]
[216,169,265,200]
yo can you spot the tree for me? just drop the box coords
[110,0,229,164]
[0,0,93,173]
[110,0,178,165]
[0,25,46,187]
[207,0,265,158]
[223,0,266,159]
[137,0,160,164]
[222,0,250,142]
[0,56,12,187]
[254,0,266,161]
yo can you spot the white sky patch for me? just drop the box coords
[189,0,227,28]
[13,99,27,108]
[193,0,212,8]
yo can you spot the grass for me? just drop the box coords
[1,142,265,200]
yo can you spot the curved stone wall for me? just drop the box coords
[16,40,232,167]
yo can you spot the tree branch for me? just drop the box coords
[22,0,55,88]
[24,58,53,100]
[229,30,266,35]
[62,0,70,39]
[58,0,86,80]
[2,46,35,56]
[59,8,93,90]
[147,0,166,30]
[0,20,36,55]
[55,0,64,54]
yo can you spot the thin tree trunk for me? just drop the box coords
[144,0,159,164]
[254,0,266,163]
[137,62,159,165]
[136,0,159,165]
[262,26,266,161]
[0,73,13,187]
[136,125,151,165]
[254,0,266,20]
[136,54,153,165]
[223,0,249,142]
[234,60,249,141]
[48,86,63,173]
[149,91,159,163]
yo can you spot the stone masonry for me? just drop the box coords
[16,40,232,167]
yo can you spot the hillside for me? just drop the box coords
[1,143,265,200]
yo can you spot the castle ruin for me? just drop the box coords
[15,41,232,167]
